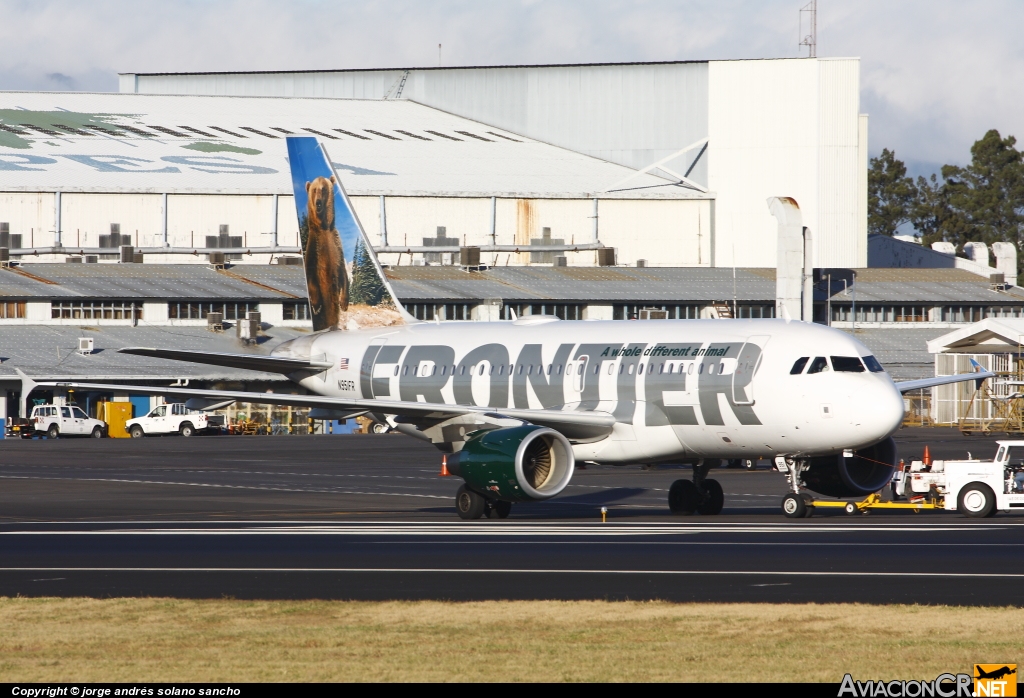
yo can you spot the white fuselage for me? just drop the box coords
[272,318,905,463]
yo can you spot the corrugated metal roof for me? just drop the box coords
[0,325,310,381]
[839,327,942,381]
[829,268,1024,304]
[387,266,778,303]
[0,92,705,199]
[0,263,300,300]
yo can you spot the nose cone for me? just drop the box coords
[869,380,906,442]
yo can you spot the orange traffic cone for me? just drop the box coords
[922,445,931,466]
[440,455,450,477]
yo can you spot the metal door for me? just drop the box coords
[732,336,769,405]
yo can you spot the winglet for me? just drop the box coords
[14,368,37,419]
[970,358,990,390]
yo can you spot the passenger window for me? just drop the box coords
[394,365,400,376]
[72,407,87,419]
[831,356,865,373]
[862,355,885,373]
[402,365,409,376]
[996,447,1006,462]
[60,407,71,418]
[790,357,809,374]
[479,364,486,376]
[807,357,830,374]
[638,363,644,375]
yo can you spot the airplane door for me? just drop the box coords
[573,356,589,394]
[732,336,769,405]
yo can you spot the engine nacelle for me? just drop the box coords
[802,437,898,498]
[447,425,575,502]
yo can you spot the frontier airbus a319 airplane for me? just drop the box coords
[43,137,992,519]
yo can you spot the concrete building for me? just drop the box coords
[114,57,869,269]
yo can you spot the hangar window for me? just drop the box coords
[365,129,400,141]
[487,131,522,142]
[790,357,809,374]
[168,302,257,320]
[985,306,1024,319]
[301,127,337,140]
[736,305,776,318]
[283,302,311,321]
[614,304,701,320]
[240,126,277,138]
[426,130,462,141]
[210,126,246,138]
[396,130,431,141]
[334,129,371,141]
[180,126,215,138]
[146,125,188,137]
[503,303,581,320]
[0,301,25,319]
[456,131,493,142]
[52,301,143,320]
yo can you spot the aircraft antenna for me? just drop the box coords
[799,0,817,58]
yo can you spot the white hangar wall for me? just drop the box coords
[124,58,866,268]
[0,192,709,267]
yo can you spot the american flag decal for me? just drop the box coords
[338,358,350,370]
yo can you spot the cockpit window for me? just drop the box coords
[790,357,809,374]
[831,356,866,373]
[862,355,885,373]
[807,357,830,374]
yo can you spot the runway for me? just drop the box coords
[0,428,1019,603]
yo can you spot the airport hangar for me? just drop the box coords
[1,58,1022,430]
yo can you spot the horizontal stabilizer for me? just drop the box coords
[118,347,332,374]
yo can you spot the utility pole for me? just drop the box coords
[799,0,817,58]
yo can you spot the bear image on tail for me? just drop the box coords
[303,175,349,330]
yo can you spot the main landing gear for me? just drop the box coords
[668,459,724,515]
[455,484,513,520]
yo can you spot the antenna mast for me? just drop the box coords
[799,0,817,58]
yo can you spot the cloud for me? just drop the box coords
[0,0,1020,171]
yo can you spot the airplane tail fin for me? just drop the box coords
[285,136,413,331]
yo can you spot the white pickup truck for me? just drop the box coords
[892,440,1024,517]
[125,403,225,438]
[31,404,107,439]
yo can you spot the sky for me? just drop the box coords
[0,0,1021,176]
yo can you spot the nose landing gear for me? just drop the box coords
[778,458,815,518]
[669,459,724,515]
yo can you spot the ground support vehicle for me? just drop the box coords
[125,403,225,438]
[797,440,1024,518]
[30,404,106,438]
[5,417,34,438]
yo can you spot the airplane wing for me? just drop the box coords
[118,347,332,374]
[893,359,994,393]
[37,380,615,442]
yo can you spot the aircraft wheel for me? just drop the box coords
[726,459,741,469]
[781,493,807,519]
[958,482,995,518]
[456,484,486,520]
[668,479,698,514]
[370,421,390,434]
[697,478,724,515]
[744,459,757,471]
[487,500,512,519]
[130,425,145,439]
[47,424,59,439]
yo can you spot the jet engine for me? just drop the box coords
[802,437,898,498]
[447,425,575,501]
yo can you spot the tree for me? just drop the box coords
[936,129,1024,249]
[868,148,918,236]
[348,239,392,307]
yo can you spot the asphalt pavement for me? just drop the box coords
[0,427,1019,604]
